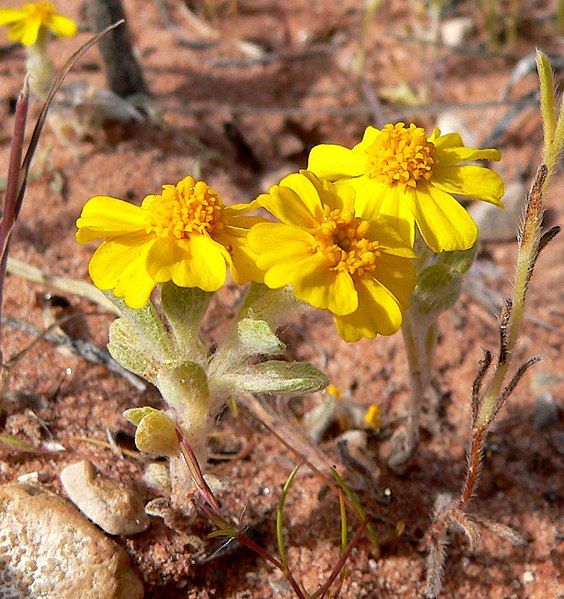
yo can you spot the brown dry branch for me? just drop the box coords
[88,0,148,98]
[422,163,561,598]
[1,312,146,392]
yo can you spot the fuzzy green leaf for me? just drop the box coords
[108,318,158,383]
[161,282,212,358]
[105,292,173,360]
[156,362,209,430]
[437,243,477,274]
[233,360,329,395]
[412,264,462,315]
[237,318,286,355]
[238,283,309,328]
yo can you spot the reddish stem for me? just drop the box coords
[176,427,221,513]
[0,82,29,361]
[234,532,308,599]
[312,525,365,599]
[459,426,486,509]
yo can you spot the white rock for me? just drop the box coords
[523,570,535,584]
[436,111,477,147]
[441,17,474,47]
[0,483,144,598]
[533,392,559,430]
[143,462,171,494]
[61,460,150,536]
[16,471,47,484]
[471,181,527,242]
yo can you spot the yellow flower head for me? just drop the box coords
[0,2,77,46]
[308,123,505,253]
[76,176,264,308]
[363,404,382,429]
[247,171,417,342]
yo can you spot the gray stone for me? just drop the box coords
[441,17,474,47]
[61,460,150,536]
[471,181,527,242]
[534,392,560,430]
[0,483,143,598]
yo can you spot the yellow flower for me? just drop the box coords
[363,404,382,429]
[326,384,342,399]
[308,123,505,253]
[0,2,77,46]
[248,171,416,342]
[76,176,264,309]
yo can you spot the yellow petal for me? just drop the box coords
[88,233,156,308]
[263,253,328,290]
[76,196,147,243]
[257,184,319,229]
[0,9,24,26]
[18,18,42,46]
[433,165,505,206]
[293,267,358,316]
[369,185,415,247]
[308,144,365,180]
[222,203,265,230]
[214,226,264,284]
[352,126,380,153]
[146,235,227,291]
[412,184,478,253]
[295,170,348,212]
[433,132,464,149]
[334,277,403,342]
[437,146,501,165]
[338,176,383,219]
[248,223,315,270]
[219,205,267,283]
[278,171,326,221]
[372,254,416,311]
[46,13,77,38]
[112,260,157,309]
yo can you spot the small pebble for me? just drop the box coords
[436,111,477,147]
[440,17,474,46]
[523,570,535,584]
[471,181,527,242]
[143,462,171,494]
[17,471,46,484]
[533,392,559,430]
[61,460,150,535]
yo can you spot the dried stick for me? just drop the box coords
[88,0,148,97]
[422,51,563,598]
[2,313,145,391]
[7,257,120,315]
[0,23,123,366]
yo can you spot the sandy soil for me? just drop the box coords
[0,0,562,597]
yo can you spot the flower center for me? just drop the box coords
[143,176,224,240]
[365,122,436,189]
[24,1,55,20]
[315,206,380,276]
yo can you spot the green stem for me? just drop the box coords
[25,27,54,98]
[401,310,436,447]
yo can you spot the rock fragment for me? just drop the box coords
[533,392,560,430]
[440,17,474,47]
[0,483,143,598]
[61,460,150,535]
[471,181,527,242]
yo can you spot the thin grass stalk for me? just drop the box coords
[276,464,301,573]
